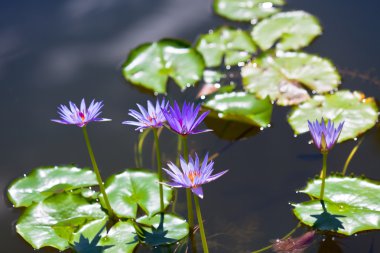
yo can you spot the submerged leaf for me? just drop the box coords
[213,0,285,22]
[202,91,273,127]
[105,169,173,218]
[8,166,97,207]
[242,52,340,106]
[252,11,322,51]
[16,193,107,250]
[288,90,378,142]
[196,27,256,67]
[122,39,204,94]
[293,176,380,235]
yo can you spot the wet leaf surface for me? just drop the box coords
[213,0,285,22]
[196,27,256,67]
[16,193,107,250]
[288,90,378,142]
[105,169,173,218]
[8,166,97,207]
[252,11,322,51]
[293,176,380,235]
[242,52,340,105]
[122,39,204,94]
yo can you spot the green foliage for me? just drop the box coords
[213,0,285,22]
[288,90,378,142]
[242,52,340,106]
[122,39,205,94]
[105,169,173,218]
[196,26,256,67]
[252,11,322,51]
[16,193,107,251]
[8,166,97,207]
[99,221,139,253]
[202,91,273,127]
[136,213,189,246]
[293,176,380,235]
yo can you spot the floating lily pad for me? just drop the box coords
[242,52,340,106]
[288,90,378,142]
[99,221,139,253]
[105,169,173,218]
[202,91,273,127]
[16,193,107,250]
[136,213,189,246]
[293,176,380,235]
[122,39,205,94]
[213,0,285,22]
[203,70,225,84]
[196,27,256,67]
[252,11,322,51]
[8,166,97,207]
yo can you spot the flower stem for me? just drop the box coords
[172,135,183,213]
[182,136,194,228]
[153,128,164,212]
[194,195,209,253]
[82,127,115,219]
[342,137,364,176]
[320,152,328,200]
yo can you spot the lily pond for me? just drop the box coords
[1,0,380,252]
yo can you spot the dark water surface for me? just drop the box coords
[1,0,380,252]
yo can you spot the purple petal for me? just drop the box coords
[191,186,204,199]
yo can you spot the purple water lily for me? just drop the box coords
[52,99,111,127]
[163,153,228,199]
[308,118,344,153]
[162,101,211,136]
[123,98,169,131]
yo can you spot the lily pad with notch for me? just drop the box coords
[122,39,205,94]
[252,11,322,51]
[288,90,378,142]
[16,193,107,251]
[213,0,285,22]
[242,52,340,106]
[104,169,173,218]
[8,166,97,207]
[196,27,257,67]
[293,176,380,235]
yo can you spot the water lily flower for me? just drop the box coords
[308,118,344,153]
[163,153,227,198]
[162,101,211,136]
[52,99,110,127]
[122,98,169,131]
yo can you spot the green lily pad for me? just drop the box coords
[136,213,189,246]
[99,221,139,253]
[105,169,173,218]
[122,39,205,94]
[252,11,322,51]
[16,193,107,250]
[213,0,285,22]
[203,70,225,84]
[195,27,256,67]
[293,176,380,235]
[202,91,273,127]
[242,52,340,106]
[8,166,97,207]
[288,90,378,142]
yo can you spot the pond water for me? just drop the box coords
[1,0,380,252]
